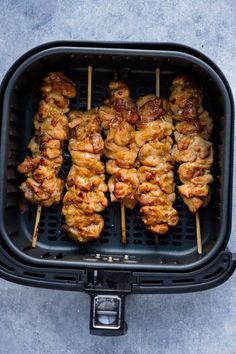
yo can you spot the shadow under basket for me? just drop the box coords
[0,42,234,335]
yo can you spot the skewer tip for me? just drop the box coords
[32,205,42,248]
[121,204,127,245]
[195,212,202,255]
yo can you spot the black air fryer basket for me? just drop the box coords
[0,41,234,335]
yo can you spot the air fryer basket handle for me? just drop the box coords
[89,293,127,336]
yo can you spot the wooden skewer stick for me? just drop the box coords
[113,69,127,245]
[87,66,93,110]
[154,68,161,246]
[121,204,126,245]
[196,212,202,255]
[155,68,160,98]
[32,205,42,248]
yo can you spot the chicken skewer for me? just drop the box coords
[99,80,140,245]
[62,66,108,242]
[134,75,179,235]
[170,76,214,255]
[17,72,76,247]
[154,68,160,246]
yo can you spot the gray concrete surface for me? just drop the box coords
[0,0,236,353]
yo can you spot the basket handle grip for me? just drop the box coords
[89,293,127,336]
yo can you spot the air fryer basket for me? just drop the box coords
[0,42,234,335]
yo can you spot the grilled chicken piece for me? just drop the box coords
[103,117,139,167]
[20,176,64,207]
[62,205,104,243]
[136,182,176,206]
[178,183,209,198]
[64,189,108,214]
[69,133,104,154]
[175,112,213,140]
[18,156,41,176]
[99,81,139,129]
[41,72,76,101]
[70,151,105,174]
[172,133,213,165]
[182,196,203,214]
[18,157,64,207]
[134,119,173,147]
[98,105,117,130]
[106,159,124,175]
[170,75,203,121]
[38,99,70,120]
[66,165,107,192]
[138,166,174,194]
[69,109,101,136]
[136,95,167,123]
[108,168,139,209]
[33,114,69,141]
[28,134,63,171]
[105,117,134,146]
[178,162,213,185]
[140,205,179,234]
[138,137,173,167]
[104,143,139,169]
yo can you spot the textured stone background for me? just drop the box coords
[0,1,236,353]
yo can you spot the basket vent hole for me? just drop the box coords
[133,239,142,245]
[120,239,130,244]
[146,240,154,245]
[100,238,109,243]
[159,240,169,246]
[42,252,51,259]
[172,241,182,247]
[48,222,58,227]
[61,236,69,241]
[24,271,45,278]
[172,278,194,284]
[133,232,142,238]
[22,245,32,252]
[49,215,58,221]
[172,234,181,240]
[54,275,77,281]
[48,236,57,241]
[186,235,195,240]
